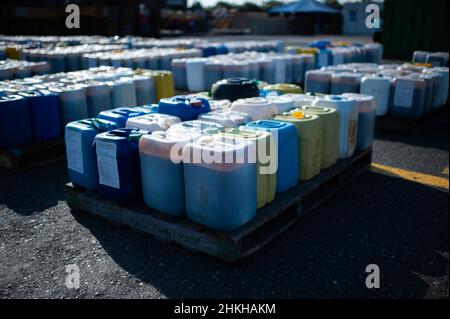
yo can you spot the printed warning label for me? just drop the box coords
[66,130,83,174]
[96,141,120,189]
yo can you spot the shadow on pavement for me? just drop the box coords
[0,159,68,216]
[71,169,449,298]
[374,107,449,151]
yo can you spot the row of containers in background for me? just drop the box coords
[0,59,51,80]
[170,43,383,92]
[1,38,383,80]
[0,40,284,75]
[0,35,274,50]
[63,84,377,232]
[304,62,449,119]
[2,56,449,153]
[412,51,449,67]
[2,57,449,151]
[0,66,174,150]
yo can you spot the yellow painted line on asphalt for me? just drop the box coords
[443,167,449,175]
[371,163,449,190]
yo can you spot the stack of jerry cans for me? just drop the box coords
[304,70,333,94]
[230,97,278,121]
[0,95,32,149]
[183,135,257,231]
[166,120,224,138]
[18,90,61,143]
[262,83,302,95]
[267,95,296,114]
[417,73,435,114]
[158,96,211,121]
[208,99,232,111]
[107,79,137,108]
[428,67,449,107]
[65,118,118,190]
[212,78,259,102]
[389,76,426,119]
[98,107,154,128]
[197,110,252,128]
[140,120,224,216]
[342,93,376,150]
[145,70,174,101]
[245,120,298,193]
[95,128,144,203]
[360,75,392,117]
[223,61,250,79]
[133,75,155,106]
[330,73,362,95]
[274,111,323,181]
[139,130,192,216]
[259,58,276,84]
[204,60,223,92]
[313,95,358,159]
[171,58,188,91]
[421,71,443,110]
[298,106,339,169]
[218,128,276,209]
[85,82,112,118]
[282,93,316,109]
[126,113,181,132]
[50,84,89,127]
[186,58,207,92]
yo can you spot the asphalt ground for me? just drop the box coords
[0,108,448,299]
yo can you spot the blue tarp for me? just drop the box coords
[269,0,341,14]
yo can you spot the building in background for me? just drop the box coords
[268,0,342,35]
[342,1,383,35]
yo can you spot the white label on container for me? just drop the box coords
[96,141,120,189]
[394,81,415,108]
[66,130,83,174]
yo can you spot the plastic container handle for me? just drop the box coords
[108,128,139,137]
[251,120,285,129]
[113,110,139,116]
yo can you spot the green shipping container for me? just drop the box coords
[383,0,449,60]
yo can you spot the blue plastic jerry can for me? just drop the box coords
[95,128,144,203]
[158,95,211,121]
[0,95,33,150]
[183,135,257,231]
[19,90,61,143]
[65,118,118,190]
[139,131,193,216]
[245,120,299,193]
[97,107,153,128]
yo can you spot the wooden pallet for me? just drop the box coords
[66,148,372,262]
[0,138,65,170]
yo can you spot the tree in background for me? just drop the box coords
[262,1,283,10]
[190,1,204,10]
[325,0,343,10]
[238,2,264,12]
[214,1,235,10]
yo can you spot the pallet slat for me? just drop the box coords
[66,148,372,262]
